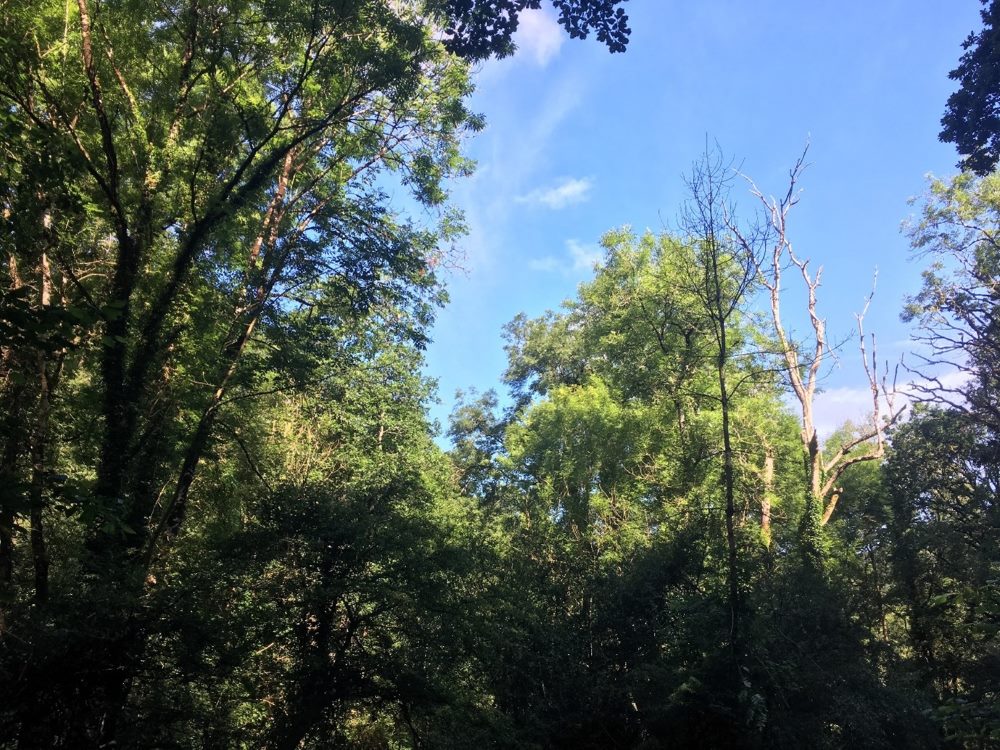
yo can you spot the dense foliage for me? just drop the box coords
[1,0,997,748]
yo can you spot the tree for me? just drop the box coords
[896,171,1000,744]
[729,152,903,536]
[883,408,1000,747]
[448,388,511,503]
[940,0,1000,175]
[480,199,814,743]
[677,146,760,678]
[905,171,1000,433]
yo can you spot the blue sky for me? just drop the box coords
[423,0,982,437]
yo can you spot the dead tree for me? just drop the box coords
[730,150,904,527]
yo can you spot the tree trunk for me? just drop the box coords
[28,253,52,603]
[799,427,825,559]
[0,503,12,594]
[145,149,293,561]
[0,439,19,600]
[718,344,740,663]
[761,448,774,547]
[1,257,27,609]
[820,489,841,527]
[147,308,262,562]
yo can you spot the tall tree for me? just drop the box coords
[0,3,483,746]
[895,171,1000,743]
[678,147,759,674]
[729,152,902,537]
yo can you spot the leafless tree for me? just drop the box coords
[729,149,904,528]
[679,144,760,666]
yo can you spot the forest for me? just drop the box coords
[0,0,997,747]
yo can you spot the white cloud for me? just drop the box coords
[514,9,564,67]
[810,386,882,439]
[795,368,973,439]
[517,176,594,209]
[529,239,602,276]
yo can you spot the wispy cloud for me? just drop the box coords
[449,74,586,279]
[514,9,564,67]
[529,239,603,275]
[517,177,594,209]
[429,67,591,410]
